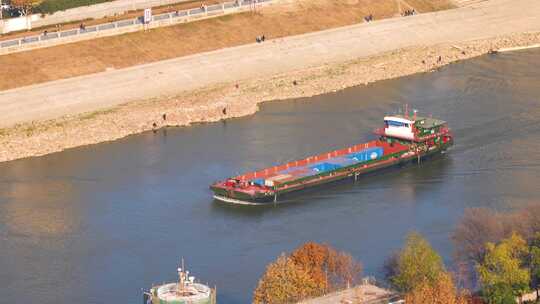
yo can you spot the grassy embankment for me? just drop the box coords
[0,0,454,91]
[2,0,222,38]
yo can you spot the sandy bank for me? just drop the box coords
[1,31,539,163]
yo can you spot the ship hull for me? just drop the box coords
[212,142,451,205]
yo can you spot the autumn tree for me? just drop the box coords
[453,205,540,278]
[289,242,362,293]
[11,0,34,16]
[253,254,319,304]
[515,204,540,239]
[452,208,519,288]
[477,233,530,304]
[254,243,362,303]
[388,232,446,292]
[405,272,469,304]
[453,208,509,264]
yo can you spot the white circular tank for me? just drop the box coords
[151,282,213,304]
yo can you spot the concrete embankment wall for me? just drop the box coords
[33,0,196,28]
[0,16,35,34]
[0,0,194,34]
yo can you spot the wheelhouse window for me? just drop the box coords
[385,120,409,127]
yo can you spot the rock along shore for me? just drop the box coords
[1,31,539,163]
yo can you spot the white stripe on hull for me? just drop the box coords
[213,195,268,206]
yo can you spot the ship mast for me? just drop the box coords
[405,104,409,118]
[178,258,186,294]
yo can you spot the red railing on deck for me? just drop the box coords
[235,140,409,181]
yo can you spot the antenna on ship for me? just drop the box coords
[148,259,213,304]
[177,257,186,294]
[405,104,409,118]
[413,109,417,120]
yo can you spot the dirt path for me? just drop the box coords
[1,0,539,128]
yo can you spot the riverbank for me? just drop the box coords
[1,31,539,163]
[0,0,453,91]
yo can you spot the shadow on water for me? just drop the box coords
[211,153,453,217]
[1,49,540,304]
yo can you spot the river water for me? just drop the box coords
[1,49,540,304]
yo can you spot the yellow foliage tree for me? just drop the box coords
[253,254,319,304]
[405,272,469,304]
[390,232,446,292]
[476,232,530,303]
[289,242,330,292]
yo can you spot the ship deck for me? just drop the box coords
[211,140,410,197]
[235,140,408,182]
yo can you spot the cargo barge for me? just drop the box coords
[210,111,453,205]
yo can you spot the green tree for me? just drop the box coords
[481,283,515,304]
[389,232,446,292]
[253,254,319,304]
[529,232,540,298]
[477,233,530,304]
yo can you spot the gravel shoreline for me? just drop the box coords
[1,31,539,163]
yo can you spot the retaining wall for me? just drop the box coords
[0,0,197,33]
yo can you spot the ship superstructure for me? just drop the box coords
[144,261,216,304]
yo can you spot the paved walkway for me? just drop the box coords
[1,0,540,127]
[299,284,396,304]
